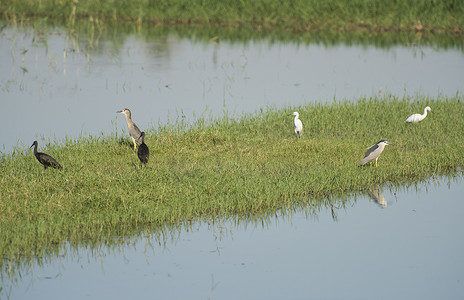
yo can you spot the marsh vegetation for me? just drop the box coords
[1,2,464,293]
[1,96,463,267]
[2,0,463,35]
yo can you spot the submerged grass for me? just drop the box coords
[1,95,464,267]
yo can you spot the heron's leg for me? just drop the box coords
[375,158,378,168]
[131,137,137,151]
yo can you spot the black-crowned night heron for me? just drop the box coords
[30,141,62,170]
[360,140,393,167]
[288,111,303,138]
[406,106,432,123]
[137,132,149,164]
[117,108,142,151]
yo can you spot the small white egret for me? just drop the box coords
[360,140,393,167]
[405,106,432,123]
[288,112,303,138]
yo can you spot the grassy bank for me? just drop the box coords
[1,95,464,266]
[2,0,463,36]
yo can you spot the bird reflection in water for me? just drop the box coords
[367,187,387,208]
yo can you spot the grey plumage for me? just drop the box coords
[360,140,393,167]
[117,108,142,151]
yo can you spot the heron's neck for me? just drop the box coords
[33,143,38,155]
[125,115,134,125]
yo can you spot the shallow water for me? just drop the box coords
[1,25,464,299]
[1,26,463,153]
[2,177,463,300]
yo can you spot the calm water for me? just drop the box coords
[1,26,464,299]
[2,177,463,300]
[1,26,464,153]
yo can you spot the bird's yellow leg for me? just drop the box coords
[375,159,378,168]
[130,137,137,151]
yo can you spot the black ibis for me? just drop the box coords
[137,132,149,164]
[30,141,62,170]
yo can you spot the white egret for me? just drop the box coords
[289,112,303,138]
[405,106,432,123]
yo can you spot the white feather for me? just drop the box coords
[406,106,432,123]
[290,112,303,137]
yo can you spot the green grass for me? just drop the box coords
[1,95,464,271]
[2,0,463,54]
[1,0,463,36]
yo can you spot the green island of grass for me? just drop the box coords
[1,95,463,269]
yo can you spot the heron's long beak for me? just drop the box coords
[116,110,122,113]
[387,142,394,145]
